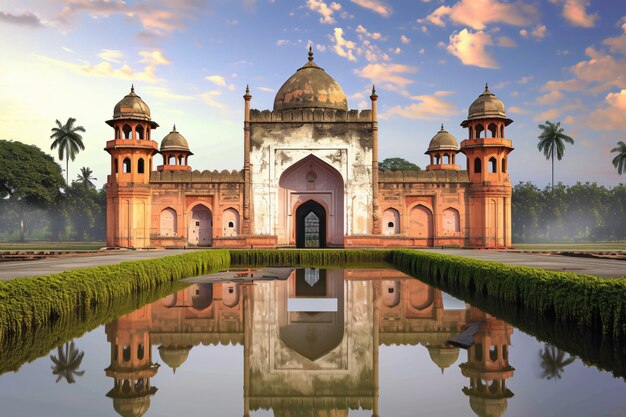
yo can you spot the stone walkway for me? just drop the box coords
[0,248,623,281]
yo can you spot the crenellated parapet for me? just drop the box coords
[150,169,244,183]
[378,169,469,183]
[249,108,372,123]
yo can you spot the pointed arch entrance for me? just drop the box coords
[296,200,327,248]
[278,154,344,247]
[188,204,212,246]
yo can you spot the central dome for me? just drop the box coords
[273,48,348,112]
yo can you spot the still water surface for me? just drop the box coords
[0,268,624,417]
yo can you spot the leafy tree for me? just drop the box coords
[537,121,574,189]
[379,157,421,171]
[50,117,86,185]
[50,341,85,384]
[64,182,102,240]
[76,166,97,189]
[0,140,64,241]
[611,140,626,180]
[539,344,575,381]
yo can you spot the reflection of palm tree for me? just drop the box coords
[539,344,575,381]
[50,341,85,383]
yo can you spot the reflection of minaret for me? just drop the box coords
[459,310,514,417]
[105,306,159,417]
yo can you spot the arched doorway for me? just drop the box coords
[188,204,212,246]
[296,200,326,248]
[409,205,434,247]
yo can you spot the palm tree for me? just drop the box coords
[539,344,575,381]
[50,341,85,384]
[76,166,97,188]
[537,121,574,190]
[611,140,626,181]
[50,117,86,185]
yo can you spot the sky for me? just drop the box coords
[1,0,626,189]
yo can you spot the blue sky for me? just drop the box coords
[1,0,626,188]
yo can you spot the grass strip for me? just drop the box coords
[390,249,626,338]
[0,250,230,342]
[229,248,392,268]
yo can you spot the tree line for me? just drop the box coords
[512,182,626,242]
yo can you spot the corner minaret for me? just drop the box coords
[460,84,514,248]
[243,84,252,235]
[105,85,159,247]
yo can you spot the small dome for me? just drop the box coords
[158,345,192,372]
[274,48,348,112]
[113,85,151,121]
[427,345,460,372]
[427,124,459,152]
[160,125,190,152]
[467,84,507,120]
[469,397,509,417]
[113,396,151,417]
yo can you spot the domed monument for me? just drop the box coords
[105,49,513,249]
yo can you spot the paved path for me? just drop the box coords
[0,248,623,281]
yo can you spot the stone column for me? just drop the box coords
[243,86,252,235]
[370,86,380,234]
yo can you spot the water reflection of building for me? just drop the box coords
[104,271,514,417]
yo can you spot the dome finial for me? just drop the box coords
[245,84,250,94]
[485,82,489,91]
[441,123,444,130]
[173,124,176,131]
[131,84,135,93]
[308,46,314,61]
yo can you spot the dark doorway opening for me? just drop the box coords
[296,200,326,248]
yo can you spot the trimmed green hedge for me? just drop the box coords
[229,249,391,267]
[390,249,626,338]
[0,250,230,341]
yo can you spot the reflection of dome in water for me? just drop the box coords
[427,345,460,372]
[113,396,151,417]
[469,396,509,417]
[158,345,192,372]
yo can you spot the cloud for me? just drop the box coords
[353,62,416,90]
[447,29,498,69]
[306,0,341,24]
[356,24,382,40]
[533,100,583,121]
[350,0,392,17]
[98,49,123,63]
[0,11,43,27]
[200,90,227,109]
[508,106,529,114]
[555,0,598,28]
[531,24,547,39]
[518,76,533,84]
[536,91,564,105]
[589,90,626,132]
[331,27,357,62]
[258,86,274,92]
[400,35,410,44]
[205,75,235,90]
[419,0,539,30]
[34,49,171,83]
[382,91,458,120]
[497,36,517,47]
[603,22,626,55]
[276,39,290,46]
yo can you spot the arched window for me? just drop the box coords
[474,157,482,173]
[475,124,484,139]
[138,158,145,173]
[434,154,441,164]
[500,125,504,138]
[489,345,498,361]
[469,127,474,139]
[178,155,184,165]
[136,125,144,140]
[137,344,144,360]
[443,153,450,164]
[160,208,177,236]
[115,127,120,139]
[223,208,240,237]
[123,158,131,173]
[168,155,176,165]
[442,208,460,234]
[488,123,498,138]
[123,345,131,362]
[382,208,400,235]
[489,157,497,173]
[122,124,132,140]
[114,158,118,174]
[502,157,507,173]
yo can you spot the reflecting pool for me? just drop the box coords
[1,268,624,417]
